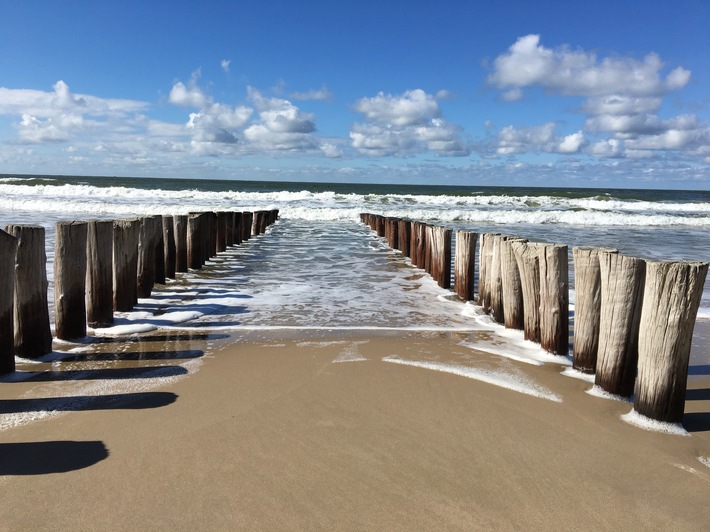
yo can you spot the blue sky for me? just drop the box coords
[1,0,708,188]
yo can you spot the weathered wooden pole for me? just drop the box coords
[207,212,217,259]
[430,226,452,289]
[634,260,708,423]
[54,221,88,340]
[3,225,52,357]
[225,212,235,247]
[398,219,410,256]
[216,211,228,252]
[595,253,645,396]
[500,237,527,330]
[478,233,500,313]
[242,212,253,242]
[489,235,506,324]
[173,215,188,273]
[512,241,541,343]
[454,230,477,301]
[0,230,17,374]
[233,212,243,245]
[376,216,385,238]
[538,243,569,356]
[411,222,422,267]
[424,225,434,275]
[187,213,203,270]
[85,220,114,328]
[154,217,166,285]
[162,215,176,279]
[572,246,618,373]
[113,219,140,311]
[137,216,159,298]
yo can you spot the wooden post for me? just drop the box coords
[137,216,159,298]
[54,221,88,340]
[454,230,477,301]
[173,215,188,273]
[397,219,410,256]
[500,237,527,330]
[634,260,708,423]
[113,219,140,312]
[538,243,569,356]
[376,216,385,238]
[430,226,452,289]
[154,216,166,285]
[162,215,176,279]
[216,211,228,252]
[478,233,500,313]
[225,212,235,247]
[233,212,243,245]
[489,235,506,324]
[3,225,52,357]
[242,212,253,242]
[187,214,203,270]
[572,246,618,373]
[0,230,17,374]
[424,225,433,275]
[85,220,114,328]
[512,241,541,343]
[595,253,645,396]
[207,212,217,258]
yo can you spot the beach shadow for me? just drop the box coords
[88,333,229,344]
[0,391,177,414]
[683,412,710,433]
[58,349,204,363]
[688,365,710,376]
[22,365,188,382]
[0,441,109,475]
[685,388,710,401]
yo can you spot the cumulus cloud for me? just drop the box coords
[0,81,149,145]
[496,123,585,155]
[488,34,691,98]
[353,89,439,127]
[488,35,709,162]
[168,77,253,150]
[350,89,468,156]
[242,87,319,151]
[220,59,231,73]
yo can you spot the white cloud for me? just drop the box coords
[220,59,231,73]
[558,131,585,153]
[0,81,149,145]
[353,89,439,127]
[488,35,709,164]
[496,123,584,155]
[488,34,691,98]
[168,81,208,108]
[242,87,319,151]
[350,89,468,157]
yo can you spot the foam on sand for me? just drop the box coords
[382,356,562,402]
[621,409,689,436]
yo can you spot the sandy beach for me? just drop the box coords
[2,330,710,531]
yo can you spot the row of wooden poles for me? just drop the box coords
[361,213,708,425]
[0,209,279,375]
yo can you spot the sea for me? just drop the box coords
[1,173,709,432]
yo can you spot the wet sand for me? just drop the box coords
[2,331,710,530]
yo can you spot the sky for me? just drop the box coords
[0,0,709,189]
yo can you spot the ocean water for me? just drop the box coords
[0,173,708,340]
[1,173,708,433]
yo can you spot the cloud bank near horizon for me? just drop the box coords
[0,35,707,186]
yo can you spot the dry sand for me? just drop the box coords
[2,331,710,530]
